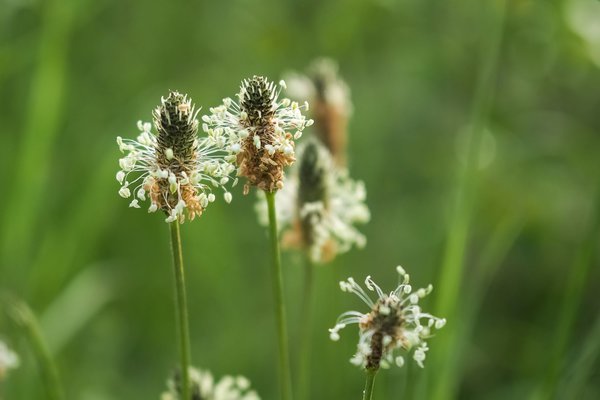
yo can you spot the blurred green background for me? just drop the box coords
[1,0,599,399]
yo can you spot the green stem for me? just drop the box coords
[169,222,191,400]
[9,300,64,400]
[363,369,378,400]
[265,191,293,400]
[297,256,315,400]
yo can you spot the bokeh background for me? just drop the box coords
[1,0,599,399]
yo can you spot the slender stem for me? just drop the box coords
[363,369,378,400]
[297,255,315,400]
[169,222,191,400]
[9,299,64,400]
[265,191,293,400]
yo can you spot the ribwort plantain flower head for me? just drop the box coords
[116,91,235,223]
[285,58,352,166]
[329,266,445,371]
[0,340,19,381]
[256,140,369,263]
[202,76,313,194]
[161,366,260,400]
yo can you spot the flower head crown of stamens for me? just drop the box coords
[255,140,369,263]
[161,366,260,400]
[329,266,446,370]
[116,91,235,223]
[202,76,313,194]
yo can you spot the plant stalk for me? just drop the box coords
[297,255,315,400]
[9,299,64,400]
[169,222,191,400]
[363,369,378,400]
[265,191,293,400]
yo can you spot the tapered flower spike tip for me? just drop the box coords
[153,91,199,165]
[202,76,313,194]
[116,91,235,223]
[298,139,329,206]
[329,266,446,371]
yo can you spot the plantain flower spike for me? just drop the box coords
[329,266,446,371]
[285,58,352,166]
[255,140,369,263]
[116,91,236,223]
[202,76,313,194]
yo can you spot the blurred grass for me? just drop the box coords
[1,0,79,278]
[533,177,600,399]
[557,310,600,399]
[431,1,507,398]
[1,0,599,399]
[5,298,64,400]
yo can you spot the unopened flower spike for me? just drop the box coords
[161,366,260,400]
[116,91,235,223]
[202,76,313,194]
[0,340,19,381]
[255,140,370,263]
[329,266,445,371]
[284,58,352,166]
